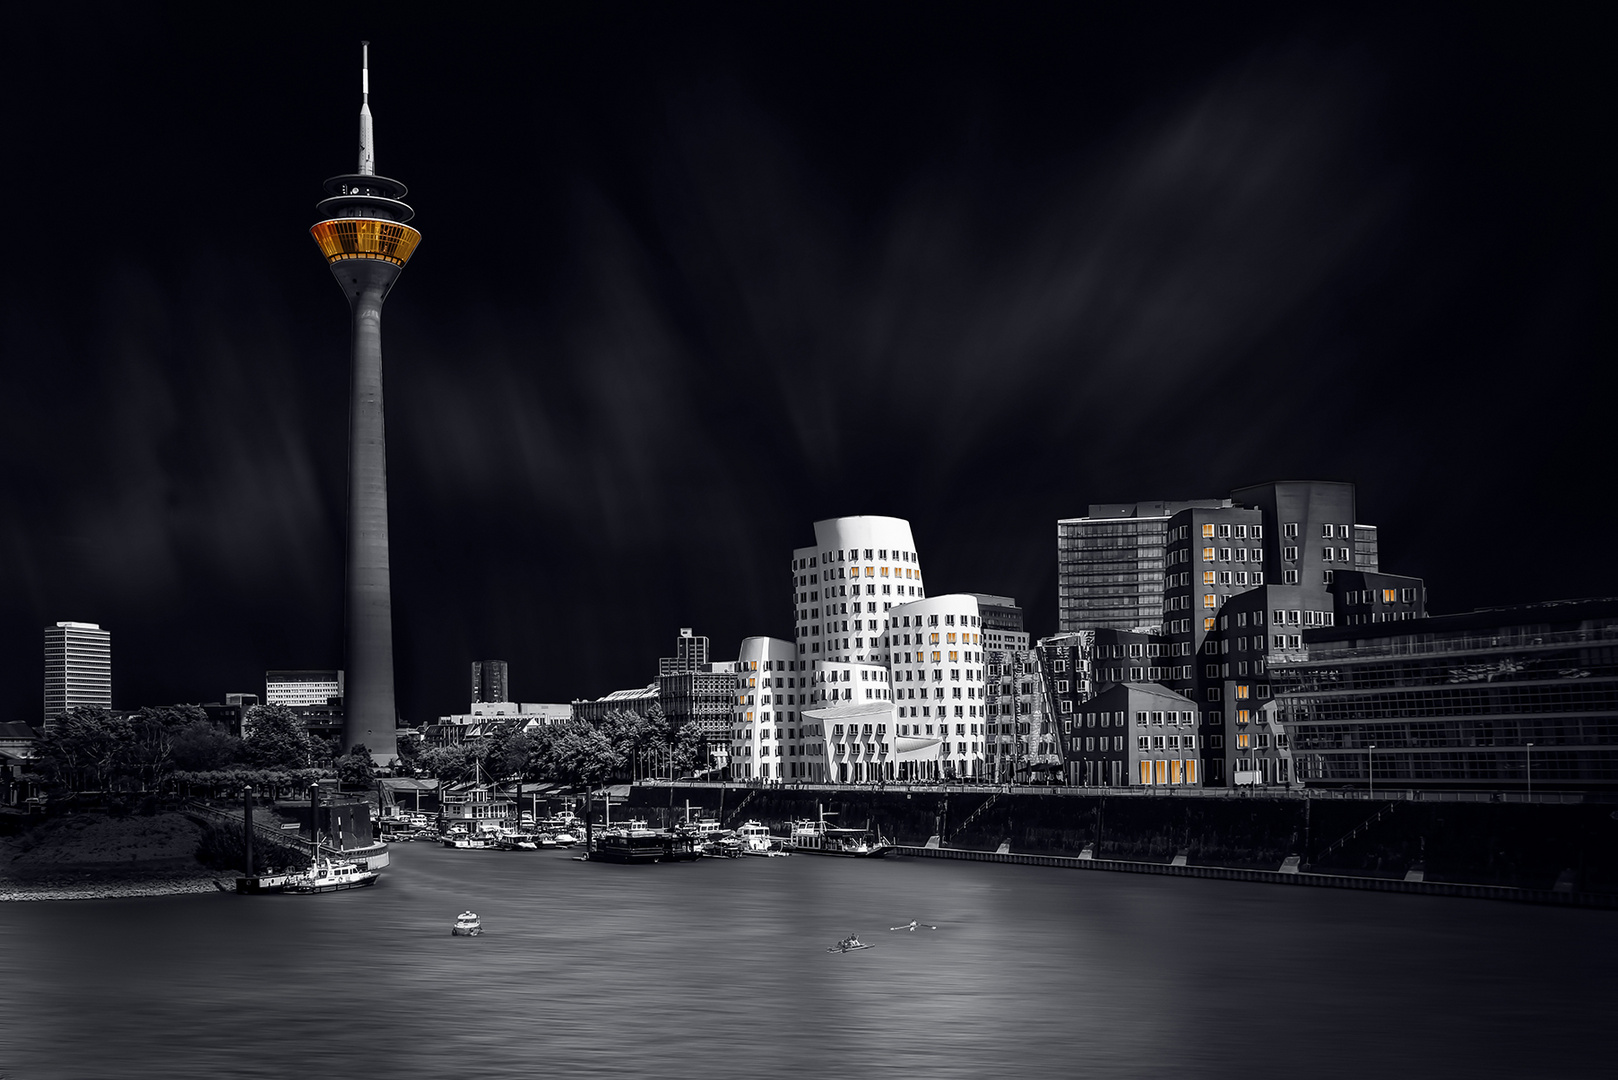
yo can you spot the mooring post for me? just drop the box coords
[243,785,254,877]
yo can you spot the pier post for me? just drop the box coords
[243,785,254,877]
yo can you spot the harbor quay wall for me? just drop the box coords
[623,785,1618,896]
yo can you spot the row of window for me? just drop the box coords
[794,549,919,570]
[1198,523,1264,540]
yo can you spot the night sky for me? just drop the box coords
[0,5,1606,725]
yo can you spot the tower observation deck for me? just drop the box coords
[311,42,419,764]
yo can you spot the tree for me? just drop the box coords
[336,744,378,787]
[171,721,244,771]
[242,705,312,769]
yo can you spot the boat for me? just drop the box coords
[588,825,703,864]
[702,835,743,858]
[788,806,893,858]
[439,762,518,847]
[494,828,539,851]
[736,820,788,857]
[285,856,378,894]
[550,831,578,848]
[216,873,293,895]
[452,911,482,936]
[442,830,492,850]
[827,935,873,953]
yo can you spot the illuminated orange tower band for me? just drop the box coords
[311,42,419,763]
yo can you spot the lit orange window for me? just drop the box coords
[947,633,957,644]
[1171,760,1184,785]
[880,567,889,577]
[930,634,939,645]
[1203,571,1216,585]
[973,633,979,644]
[949,651,959,662]
[1383,589,1398,602]
[1203,594,1216,609]
[1186,760,1198,784]
[931,651,941,663]
[1204,618,1216,631]
[1203,547,1216,562]
[1237,709,1250,724]
[1236,685,1249,700]
[746,711,753,721]
[1237,733,1250,749]
[1154,760,1168,785]
[749,677,757,687]
[1202,524,1215,538]
[1139,761,1152,785]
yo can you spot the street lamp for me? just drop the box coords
[1526,742,1535,800]
[1368,744,1376,799]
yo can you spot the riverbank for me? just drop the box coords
[627,784,1618,896]
[0,811,221,902]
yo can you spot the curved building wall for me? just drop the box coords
[887,594,989,780]
[730,636,821,781]
[791,516,924,666]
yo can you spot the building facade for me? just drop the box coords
[728,636,817,780]
[791,516,925,665]
[266,670,345,708]
[471,661,510,704]
[1272,599,1618,792]
[44,621,112,728]
[1057,500,1231,632]
[659,629,710,676]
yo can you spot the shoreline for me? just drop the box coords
[0,874,222,902]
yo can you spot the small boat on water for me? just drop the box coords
[285,857,378,894]
[736,820,788,857]
[550,831,578,848]
[494,828,539,851]
[828,935,873,953]
[452,911,482,936]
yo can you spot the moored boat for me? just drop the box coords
[285,857,378,893]
[452,911,482,936]
[788,807,893,858]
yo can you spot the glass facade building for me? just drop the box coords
[1057,501,1230,632]
[1272,599,1618,791]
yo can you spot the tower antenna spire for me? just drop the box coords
[358,40,374,176]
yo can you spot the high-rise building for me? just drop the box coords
[1058,500,1232,632]
[471,661,510,704]
[659,629,710,675]
[310,44,420,764]
[266,670,345,707]
[43,622,111,729]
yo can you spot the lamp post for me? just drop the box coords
[1526,742,1535,800]
[1368,744,1376,799]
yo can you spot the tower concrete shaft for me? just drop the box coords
[310,43,420,764]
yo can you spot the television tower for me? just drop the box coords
[309,42,419,763]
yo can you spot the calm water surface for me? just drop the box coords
[1,845,1612,1078]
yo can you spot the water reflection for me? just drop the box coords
[1,846,1612,1078]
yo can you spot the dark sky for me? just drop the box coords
[0,4,1607,724]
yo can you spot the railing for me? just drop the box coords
[629,781,1609,804]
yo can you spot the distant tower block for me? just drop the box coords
[43,621,112,730]
[310,43,420,764]
[471,661,510,704]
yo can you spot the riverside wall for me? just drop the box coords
[624,784,1618,897]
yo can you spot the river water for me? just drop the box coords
[1,845,1611,1079]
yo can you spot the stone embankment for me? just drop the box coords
[0,811,223,902]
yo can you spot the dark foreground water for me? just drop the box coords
[2,846,1613,1079]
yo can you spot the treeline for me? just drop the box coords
[409,705,705,789]
[32,705,377,800]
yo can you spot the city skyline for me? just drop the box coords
[0,8,1606,727]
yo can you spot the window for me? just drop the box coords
[1283,546,1299,561]
[1218,524,1232,538]
[1284,570,1299,585]
[1202,546,1215,562]
[1203,594,1216,609]
[1339,547,1350,562]
[1202,523,1215,538]
[1322,547,1335,562]
[1284,523,1299,538]
[1383,588,1398,603]
[1137,736,1150,751]
[1323,524,1335,538]
[1235,525,1248,539]
[1219,572,1232,586]
[1203,570,1216,586]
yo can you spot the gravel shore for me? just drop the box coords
[0,875,221,902]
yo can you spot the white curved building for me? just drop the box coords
[729,636,823,781]
[885,594,989,781]
[791,517,924,666]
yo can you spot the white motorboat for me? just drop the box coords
[285,857,378,894]
[452,910,482,936]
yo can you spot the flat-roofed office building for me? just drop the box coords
[1058,500,1232,633]
[43,621,111,729]
[266,670,344,708]
[1272,598,1618,792]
